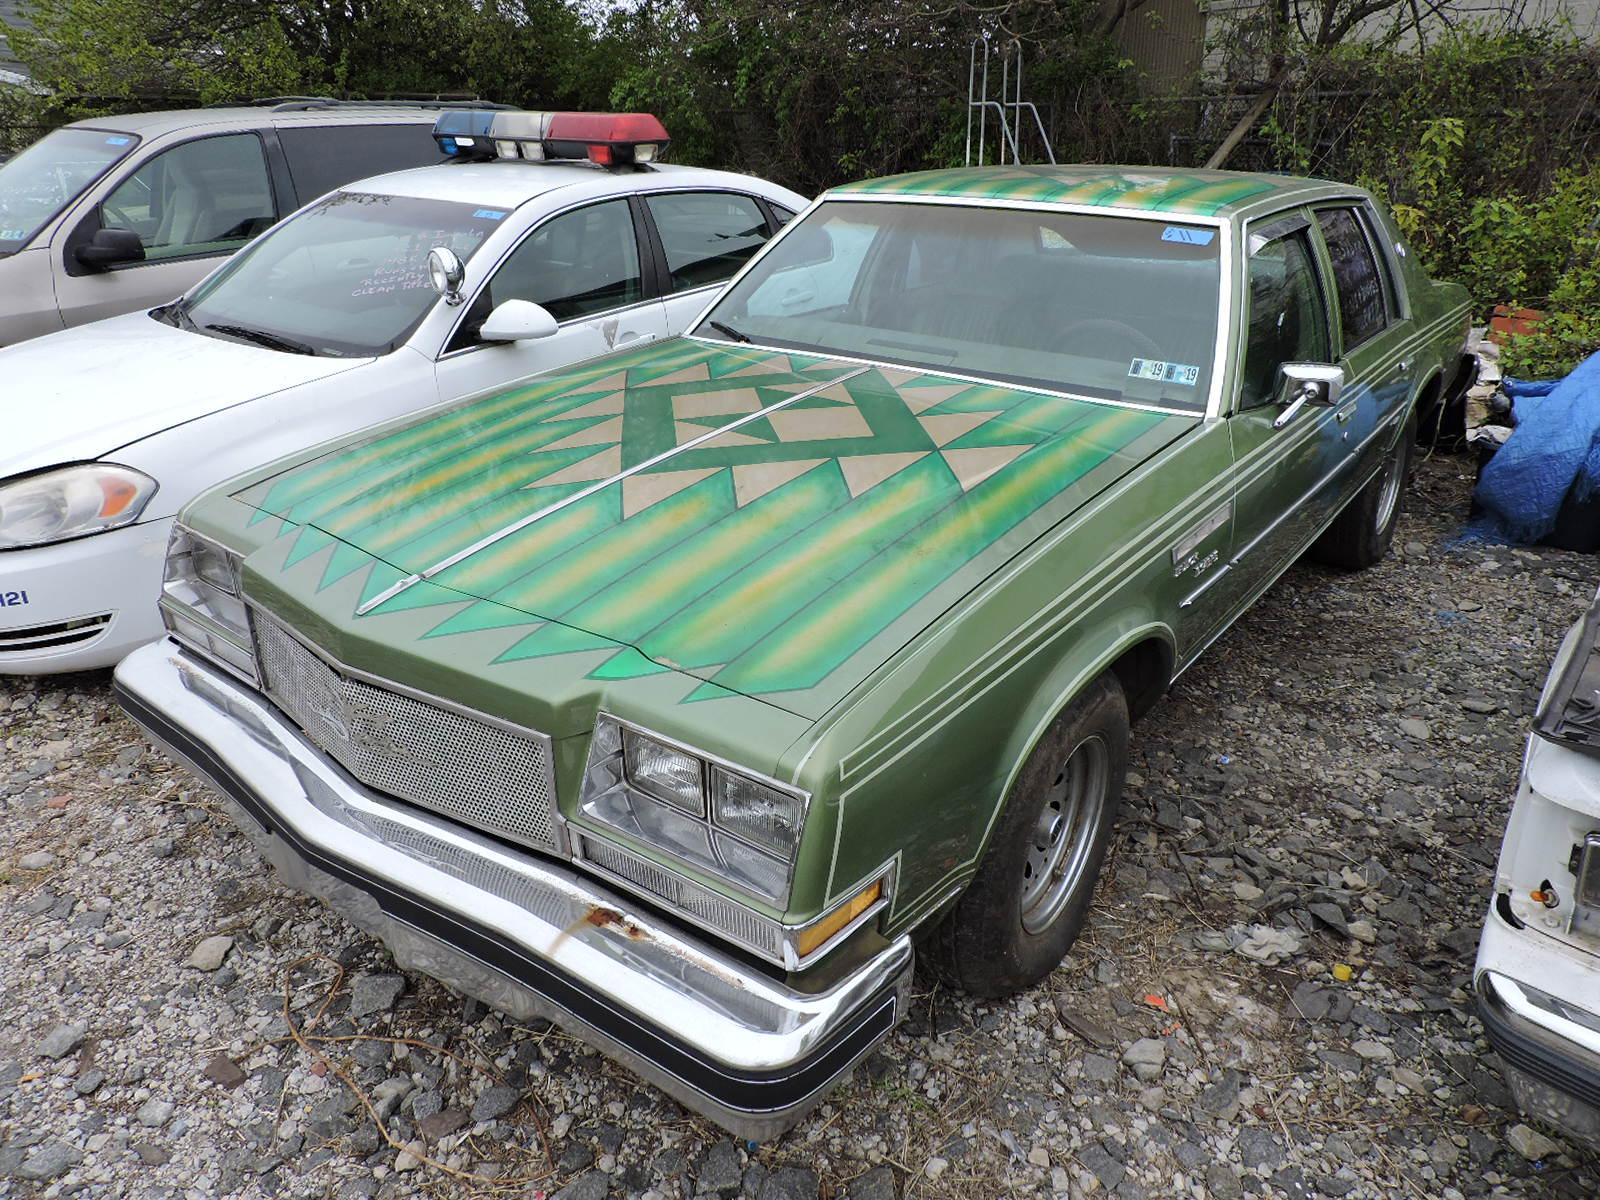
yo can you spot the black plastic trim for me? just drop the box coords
[1479,975,1600,1114]
[114,679,898,1115]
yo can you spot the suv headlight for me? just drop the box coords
[160,525,256,684]
[579,715,807,906]
[0,464,157,549]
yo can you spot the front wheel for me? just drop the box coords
[922,673,1129,998]
[1310,411,1415,570]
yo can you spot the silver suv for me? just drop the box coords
[0,99,470,346]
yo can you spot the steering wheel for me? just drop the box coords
[1056,318,1163,362]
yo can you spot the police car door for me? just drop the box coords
[435,196,667,402]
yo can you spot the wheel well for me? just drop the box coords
[1108,637,1172,723]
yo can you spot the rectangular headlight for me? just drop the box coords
[623,728,704,815]
[711,767,803,856]
[579,715,807,907]
[161,525,256,683]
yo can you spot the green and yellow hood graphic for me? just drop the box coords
[234,339,1194,721]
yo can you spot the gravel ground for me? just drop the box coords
[3,453,1599,1200]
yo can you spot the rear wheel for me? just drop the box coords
[1311,411,1415,570]
[923,673,1129,998]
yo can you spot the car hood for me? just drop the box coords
[0,312,369,478]
[234,338,1195,720]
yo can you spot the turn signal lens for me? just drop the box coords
[795,879,883,958]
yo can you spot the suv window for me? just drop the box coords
[1316,207,1388,349]
[277,124,443,203]
[101,133,275,262]
[645,191,770,290]
[1240,226,1331,410]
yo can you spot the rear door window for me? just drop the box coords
[1315,207,1389,350]
[277,124,444,203]
[644,191,772,291]
[100,133,276,262]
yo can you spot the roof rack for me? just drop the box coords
[208,96,514,112]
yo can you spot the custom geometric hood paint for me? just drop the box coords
[235,339,1195,719]
[834,166,1283,216]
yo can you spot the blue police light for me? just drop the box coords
[432,111,499,160]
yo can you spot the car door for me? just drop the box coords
[1210,212,1345,615]
[434,196,668,403]
[1311,203,1415,489]
[640,189,784,332]
[52,132,279,329]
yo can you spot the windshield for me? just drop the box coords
[170,191,509,357]
[0,127,139,255]
[697,199,1223,412]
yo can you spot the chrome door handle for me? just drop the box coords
[1390,358,1411,379]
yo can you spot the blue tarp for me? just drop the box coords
[1475,350,1600,543]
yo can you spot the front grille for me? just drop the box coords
[253,614,558,851]
[0,613,113,654]
[578,833,784,961]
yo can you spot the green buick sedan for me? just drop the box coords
[115,166,1472,1136]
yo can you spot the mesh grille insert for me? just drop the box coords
[254,615,558,851]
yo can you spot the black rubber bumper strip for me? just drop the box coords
[1478,986,1600,1114]
[116,681,898,1115]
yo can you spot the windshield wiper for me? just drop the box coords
[157,298,197,332]
[202,323,317,356]
[707,320,751,344]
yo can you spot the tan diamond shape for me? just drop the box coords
[767,406,872,442]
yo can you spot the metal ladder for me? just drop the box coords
[965,35,1056,167]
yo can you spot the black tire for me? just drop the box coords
[923,673,1129,998]
[1310,411,1416,570]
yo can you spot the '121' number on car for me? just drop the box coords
[0,591,30,607]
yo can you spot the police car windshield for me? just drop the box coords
[696,199,1222,413]
[0,127,139,255]
[173,191,508,357]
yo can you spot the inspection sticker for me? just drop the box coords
[1161,225,1214,245]
[1129,358,1200,387]
[473,209,508,220]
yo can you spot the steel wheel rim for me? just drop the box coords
[1375,448,1403,533]
[1019,735,1110,935]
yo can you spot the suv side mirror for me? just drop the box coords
[479,299,559,343]
[1272,362,1344,430]
[75,227,145,271]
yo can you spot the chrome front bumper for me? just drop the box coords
[1476,900,1600,1147]
[114,639,913,1140]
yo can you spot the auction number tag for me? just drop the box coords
[1128,358,1200,387]
[0,590,29,607]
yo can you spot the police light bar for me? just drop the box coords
[432,110,670,167]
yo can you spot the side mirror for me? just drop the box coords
[479,298,559,343]
[427,246,466,306]
[1272,363,1344,430]
[75,227,145,271]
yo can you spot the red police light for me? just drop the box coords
[543,113,671,166]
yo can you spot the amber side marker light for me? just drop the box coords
[99,476,143,518]
[796,879,883,958]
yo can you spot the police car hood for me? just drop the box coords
[233,339,1194,720]
[0,311,367,478]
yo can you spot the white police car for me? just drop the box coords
[0,110,807,673]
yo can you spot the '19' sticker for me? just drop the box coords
[0,590,29,607]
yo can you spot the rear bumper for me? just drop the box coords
[114,639,912,1140]
[1476,899,1600,1147]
